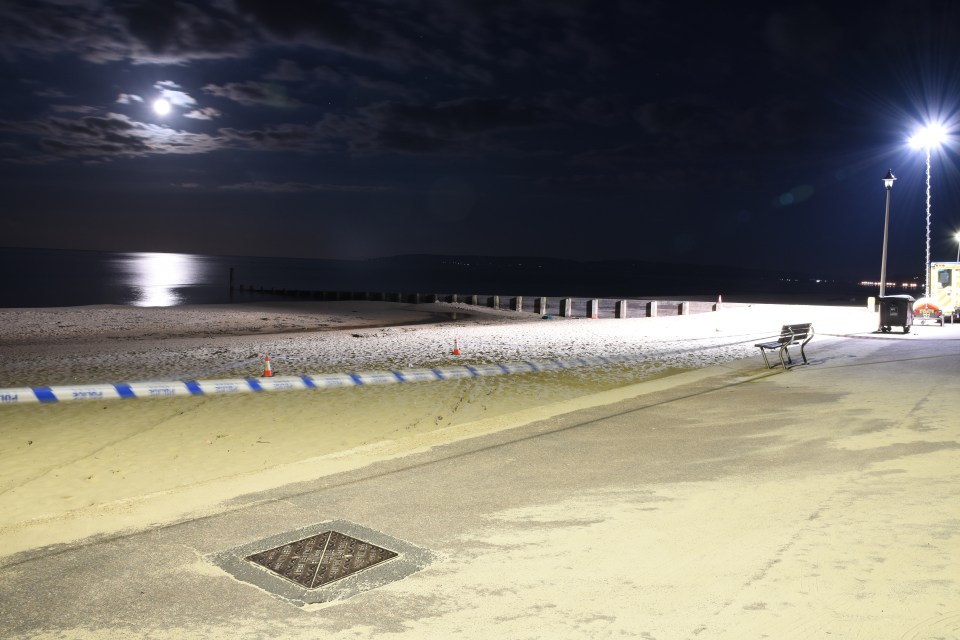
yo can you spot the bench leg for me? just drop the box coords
[758,348,772,369]
[779,347,789,370]
[799,344,808,364]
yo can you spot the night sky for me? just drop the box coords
[1,0,958,279]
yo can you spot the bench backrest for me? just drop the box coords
[778,323,813,344]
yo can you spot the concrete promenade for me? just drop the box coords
[2,323,959,639]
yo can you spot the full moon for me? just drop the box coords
[152,98,171,116]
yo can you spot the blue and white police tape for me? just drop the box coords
[0,354,635,405]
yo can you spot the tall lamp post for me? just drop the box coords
[879,169,896,298]
[955,231,960,262]
[909,123,947,298]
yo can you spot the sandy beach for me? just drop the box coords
[3,299,959,639]
[0,300,871,549]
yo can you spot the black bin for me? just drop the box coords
[879,294,915,333]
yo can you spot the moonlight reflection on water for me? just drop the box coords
[123,252,201,307]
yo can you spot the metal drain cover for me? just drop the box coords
[208,520,434,606]
[246,530,398,588]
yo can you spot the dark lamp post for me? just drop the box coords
[879,169,896,298]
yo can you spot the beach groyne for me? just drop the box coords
[234,287,722,318]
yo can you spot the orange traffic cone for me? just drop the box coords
[452,339,461,355]
[261,355,274,377]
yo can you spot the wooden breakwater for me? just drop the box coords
[234,285,723,319]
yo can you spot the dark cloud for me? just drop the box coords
[0,0,254,64]
[0,0,617,86]
[50,105,100,114]
[18,113,150,157]
[264,59,309,82]
[218,124,328,152]
[202,81,302,108]
[218,181,387,193]
[113,0,253,62]
[233,0,380,55]
[33,88,69,99]
[0,113,224,161]
[233,0,496,82]
[267,60,419,99]
[0,0,131,63]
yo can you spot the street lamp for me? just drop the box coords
[879,169,896,298]
[955,231,960,262]
[909,123,947,297]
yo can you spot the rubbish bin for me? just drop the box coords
[879,294,915,333]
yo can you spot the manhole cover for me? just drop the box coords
[208,520,434,606]
[246,530,398,589]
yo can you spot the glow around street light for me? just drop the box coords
[909,122,947,149]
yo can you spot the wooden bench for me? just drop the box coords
[755,323,814,369]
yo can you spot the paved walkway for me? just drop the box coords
[2,324,959,639]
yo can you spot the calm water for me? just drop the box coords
[0,248,404,308]
[1,247,875,309]
[1,248,615,308]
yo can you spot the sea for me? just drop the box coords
[0,247,875,309]
[0,247,417,308]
